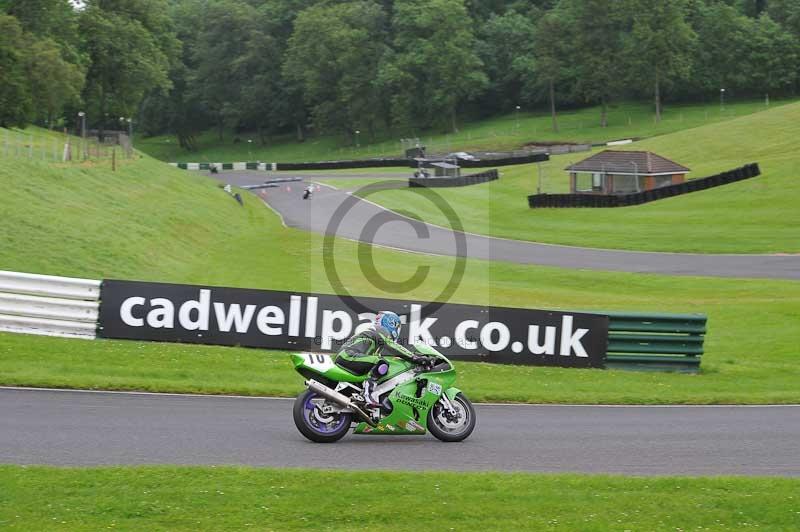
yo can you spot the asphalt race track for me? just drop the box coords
[215,171,800,280]
[2,388,798,476]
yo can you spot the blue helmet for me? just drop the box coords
[374,311,402,341]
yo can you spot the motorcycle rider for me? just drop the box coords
[334,310,431,407]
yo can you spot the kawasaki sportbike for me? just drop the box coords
[290,344,476,443]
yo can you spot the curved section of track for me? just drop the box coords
[2,388,798,476]
[217,171,800,280]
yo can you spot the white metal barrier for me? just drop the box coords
[0,271,100,339]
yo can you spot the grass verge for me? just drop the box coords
[1,466,798,531]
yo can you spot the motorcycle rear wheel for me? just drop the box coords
[427,392,476,442]
[293,390,352,443]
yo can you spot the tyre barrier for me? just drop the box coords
[409,169,499,188]
[172,152,550,172]
[528,163,761,208]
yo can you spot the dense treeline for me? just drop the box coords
[2,0,800,148]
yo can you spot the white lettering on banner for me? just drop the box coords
[354,312,376,335]
[288,295,301,336]
[320,310,352,350]
[409,304,437,346]
[213,303,255,333]
[559,315,589,357]
[480,321,511,352]
[528,325,556,355]
[111,287,599,361]
[148,298,175,328]
[305,296,317,337]
[178,289,210,331]
[120,296,145,327]
[454,320,479,349]
[256,306,285,335]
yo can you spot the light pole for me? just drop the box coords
[355,130,360,148]
[515,105,521,134]
[78,111,86,139]
[720,88,726,111]
[77,111,86,160]
[247,139,253,160]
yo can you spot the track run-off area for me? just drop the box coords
[2,388,799,477]
[217,170,800,280]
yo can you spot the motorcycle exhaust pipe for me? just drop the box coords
[306,379,377,427]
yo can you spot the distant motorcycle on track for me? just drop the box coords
[290,343,476,443]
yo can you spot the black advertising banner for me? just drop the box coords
[98,279,609,368]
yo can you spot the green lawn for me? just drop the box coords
[137,99,790,163]
[1,139,799,404]
[340,100,800,254]
[1,466,797,531]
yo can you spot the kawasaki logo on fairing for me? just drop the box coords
[395,394,431,410]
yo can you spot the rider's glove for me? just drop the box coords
[411,354,429,366]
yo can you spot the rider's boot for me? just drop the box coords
[362,377,381,408]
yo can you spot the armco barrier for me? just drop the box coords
[0,271,100,339]
[409,169,499,188]
[0,270,706,371]
[528,163,760,208]
[604,311,706,372]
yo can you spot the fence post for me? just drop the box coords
[112,147,116,171]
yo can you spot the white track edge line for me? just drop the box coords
[1,386,797,407]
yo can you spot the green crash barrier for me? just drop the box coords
[603,311,707,372]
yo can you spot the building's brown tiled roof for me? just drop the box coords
[565,150,691,175]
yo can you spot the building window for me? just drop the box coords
[612,174,638,194]
[592,172,603,191]
[575,173,592,192]
[653,175,672,188]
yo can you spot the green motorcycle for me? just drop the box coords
[290,343,476,443]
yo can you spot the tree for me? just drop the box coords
[189,0,256,141]
[284,1,388,140]
[768,0,800,39]
[744,14,799,97]
[3,0,82,63]
[383,0,488,133]
[690,1,752,94]
[23,35,85,127]
[623,0,696,122]
[0,15,32,127]
[79,0,178,137]
[530,6,573,132]
[476,10,538,115]
[562,0,627,127]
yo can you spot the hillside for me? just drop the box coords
[137,99,790,163]
[341,101,800,253]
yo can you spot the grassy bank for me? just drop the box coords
[1,466,797,531]
[137,99,789,162]
[342,101,800,253]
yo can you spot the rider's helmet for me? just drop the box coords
[374,310,402,342]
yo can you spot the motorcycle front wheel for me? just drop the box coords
[293,389,352,443]
[427,392,476,442]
